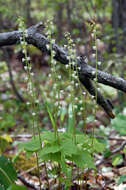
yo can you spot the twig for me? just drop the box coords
[96,140,126,167]
[20,163,44,176]
[95,136,126,141]
[17,175,38,190]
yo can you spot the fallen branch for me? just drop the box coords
[0,23,126,117]
[17,175,38,190]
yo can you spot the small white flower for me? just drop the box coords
[35,100,39,103]
[91,95,95,99]
[75,97,78,101]
[93,46,96,50]
[94,78,97,82]
[74,75,78,79]
[75,83,79,87]
[31,72,34,76]
[28,90,33,96]
[79,100,83,104]
[83,92,86,95]
[58,128,66,133]
[64,44,67,48]
[27,57,31,61]
[92,53,95,58]
[78,112,81,116]
[98,61,101,66]
[85,57,88,63]
[46,44,50,50]
[21,41,24,45]
[52,60,56,65]
[26,102,30,105]
[52,50,56,56]
[25,34,28,38]
[51,68,54,72]
[25,32,28,37]
[92,70,96,75]
[93,28,96,33]
[67,85,72,91]
[24,66,28,70]
[71,81,74,85]
[96,39,100,43]
[65,64,69,69]
[51,39,55,44]
[22,58,25,62]
[32,112,36,116]
[74,105,78,109]
[72,61,76,66]
[58,75,61,79]
[80,107,83,111]
[22,49,26,54]
[72,73,75,78]
[67,56,70,60]
[91,33,94,38]
[60,90,64,94]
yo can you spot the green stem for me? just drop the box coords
[0,167,13,185]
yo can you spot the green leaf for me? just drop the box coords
[0,114,16,130]
[61,139,79,156]
[103,149,112,158]
[0,156,17,189]
[60,107,67,123]
[40,152,61,162]
[45,102,56,131]
[40,131,55,143]
[39,143,61,157]
[67,104,75,134]
[76,134,90,144]
[76,135,104,153]
[118,175,126,185]
[0,136,11,153]
[60,155,68,176]
[19,138,41,152]
[72,151,95,169]
[92,139,105,153]
[96,0,102,8]
[7,184,27,190]
[112,154,123,166]
[111,114,126,135]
